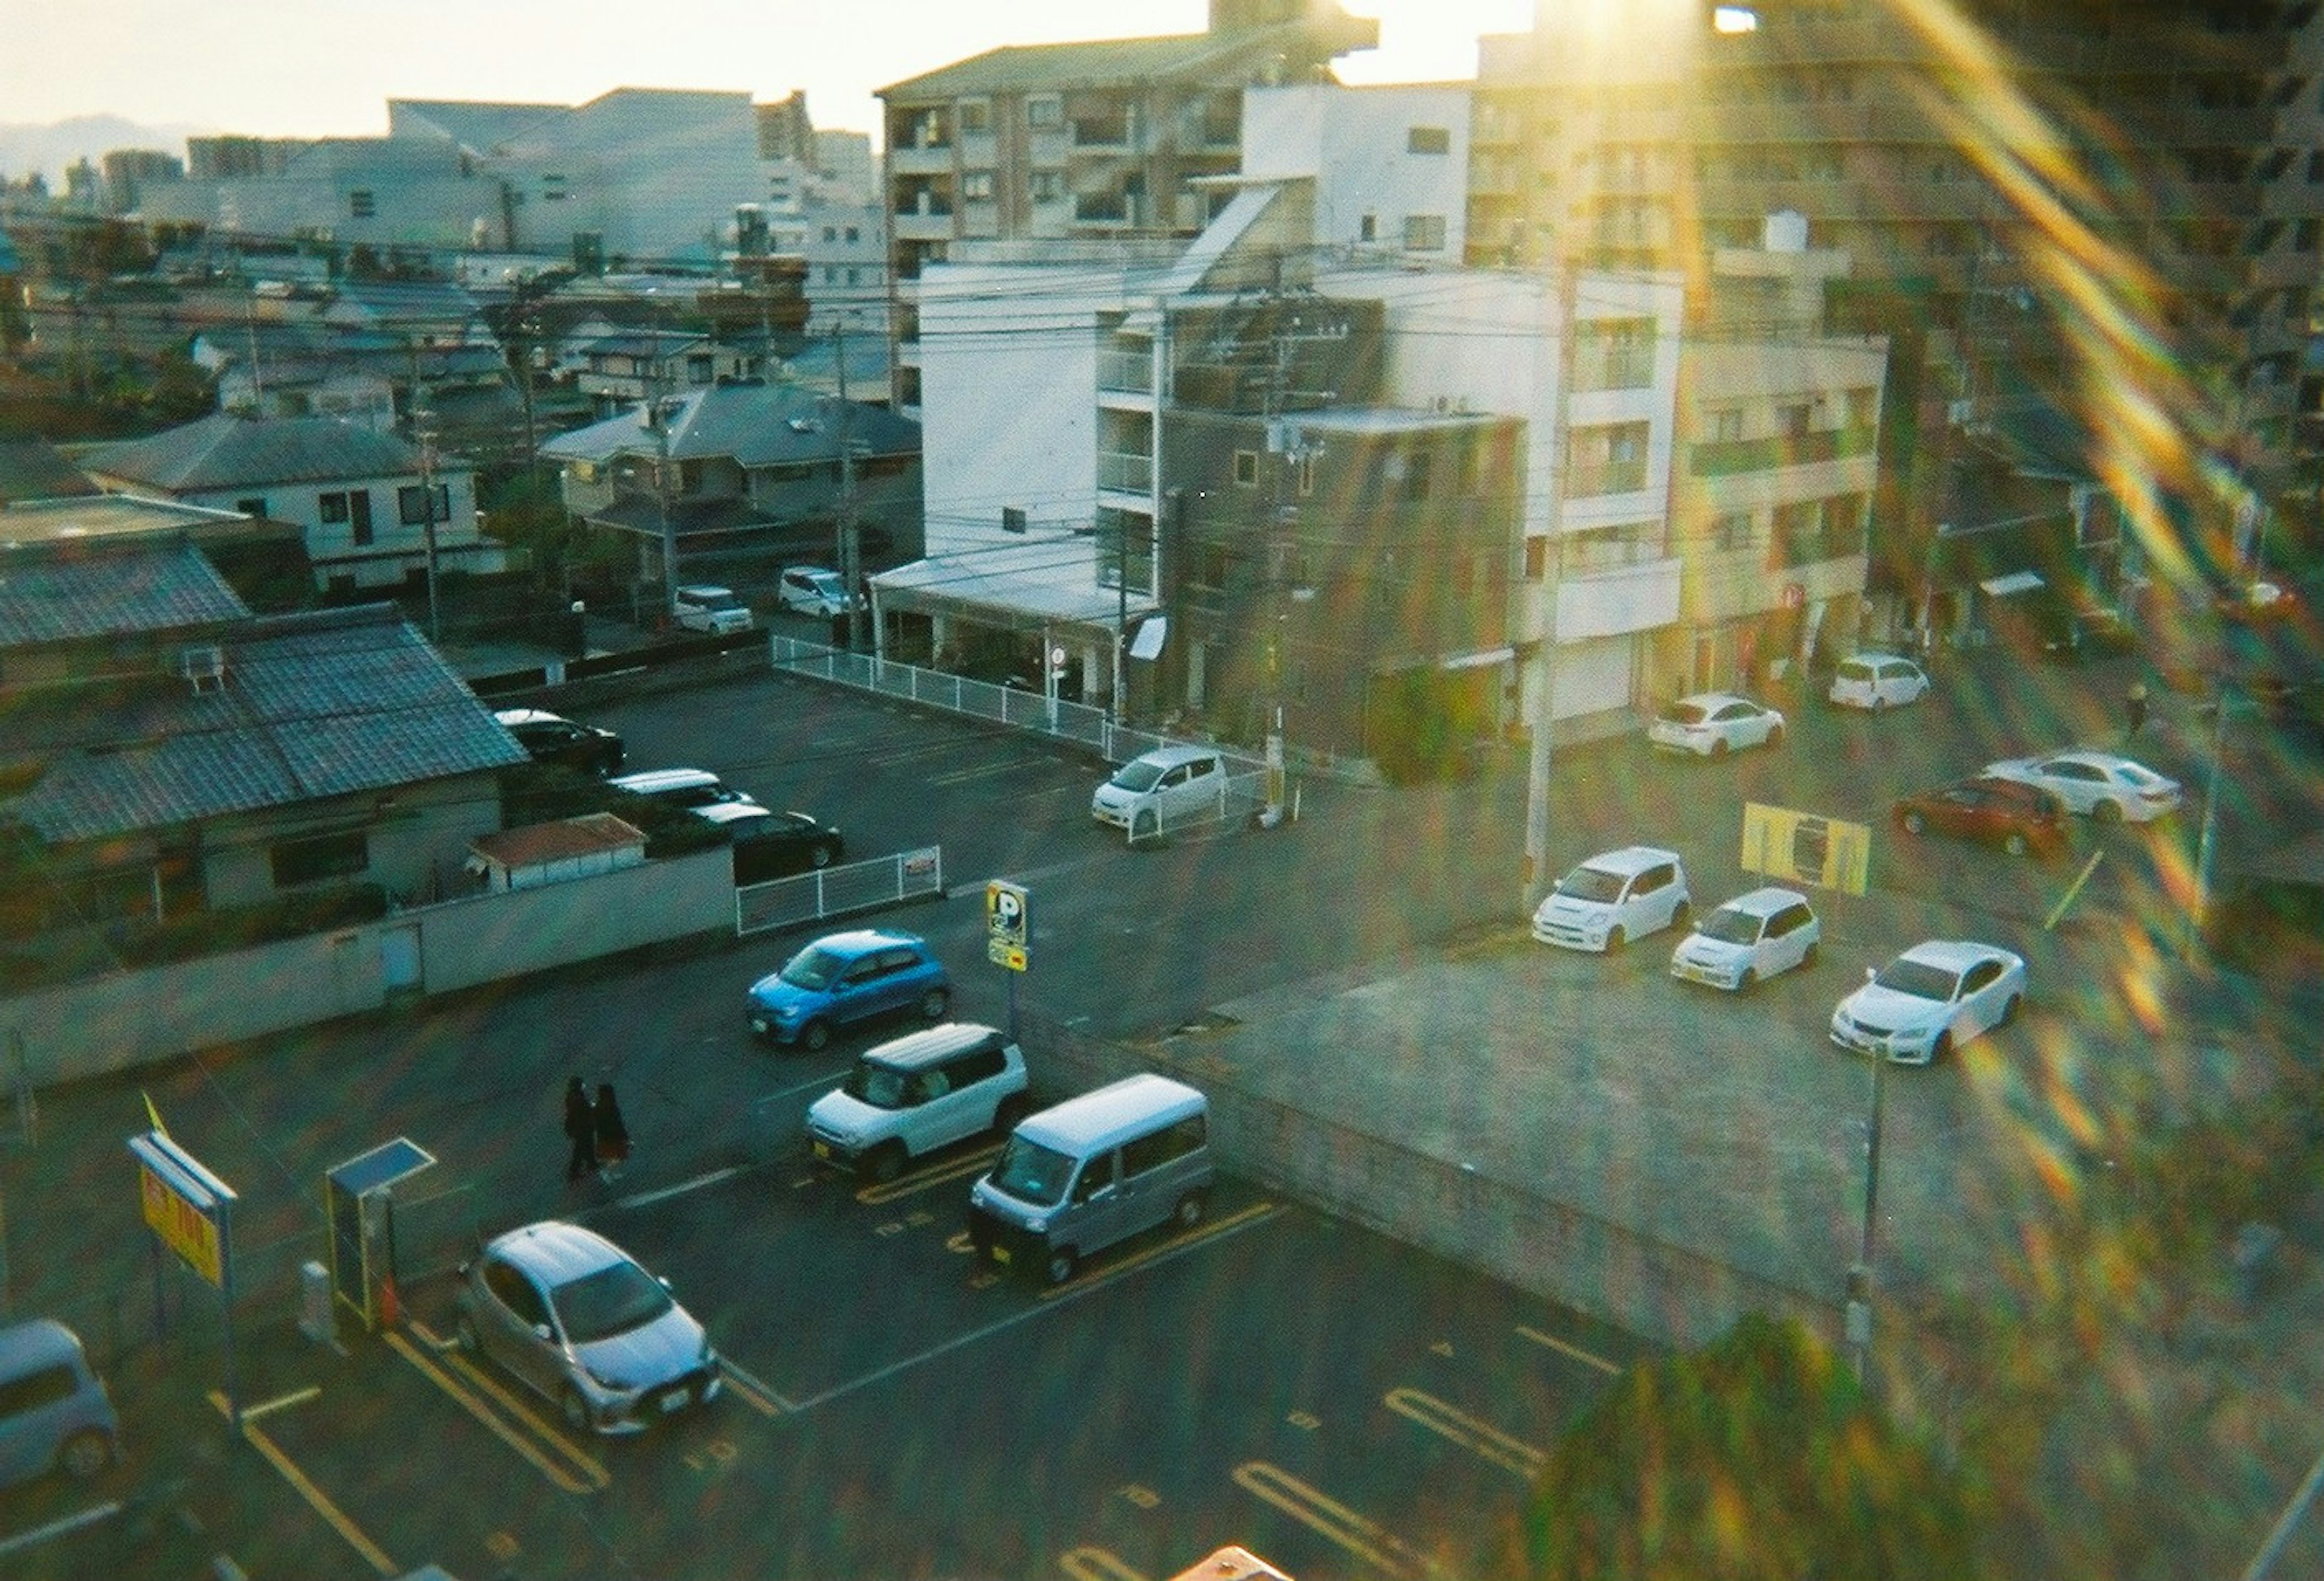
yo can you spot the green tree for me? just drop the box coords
[1526,1314,1981,1581]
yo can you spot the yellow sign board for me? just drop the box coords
[140,1157,224,1286]
[986,879,1029,972]
[1740,802,1871,896]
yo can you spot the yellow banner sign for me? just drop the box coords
[140,1159,224,1287]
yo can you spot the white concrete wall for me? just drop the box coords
[1243,83,1471,261]
[166,466,493,589]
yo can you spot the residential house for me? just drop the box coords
[0,489,309,612]
[76,413,505,595]
[0,538,525,937]
[877,0,1380,413]
[541,381,922,603]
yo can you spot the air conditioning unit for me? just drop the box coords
[180,645,226,692]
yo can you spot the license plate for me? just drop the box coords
[660,1387,690,1413]
[749,1018,767,1033]
[812,1141,830,1161]
[990,1245,1011,1266]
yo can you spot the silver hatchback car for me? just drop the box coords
[455,1221,720,1435]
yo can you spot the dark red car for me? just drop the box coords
[1892,775,2069,859]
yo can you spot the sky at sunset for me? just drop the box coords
[3,0,1536,147]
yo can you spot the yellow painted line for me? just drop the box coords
[208,1390,397,1578]
[1037,1202,1278,1303]
[234,1384,323,1422]
[1059,1545,1146,1581]
[1383,1387,1544,1479]
[384,1330,605,1494]
[855,1145,1003,1205]
[1231,1461,1416,1577]
[1515,1324,1621,1376]
[435,1347,612,1488]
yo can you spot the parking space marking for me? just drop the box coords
[928,759,1042,787]
[1231,1461,1421,1577]
[788,1202,1281,1412]
[0,1501,125,1562]
[718,1357,792,1417]
[617,1165,740,1209]
[387,1329,608,1494]
[1035,1201,1279,1303]
[208,1389,397,1577]
[1382,1387,1545,1478]
[1059,1545,1146,1581]
[855,1145,1000,1205]
[1514,1324,1621,1376]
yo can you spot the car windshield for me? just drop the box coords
[1873,957,1961,1002]
[1698,906,1764,944]
[1838,662,1873,682]
[989,1134,1075,1206]
[807,575,845,598]
[551,1260,674,1344]
[1659,702,1709,725]
[843,1062,908,1110]
[780,945,844,990]
[1555,866,1626,903]
[691,591,743,612]
[1109,759,1167,793]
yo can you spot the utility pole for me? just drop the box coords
[833,311,865,652]
[415,413,443,643]
[1848,1048,1888,1384]
[1523,265,1582,909]
[645,295,679,620]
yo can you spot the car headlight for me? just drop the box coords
[1025,1215,1048,1234]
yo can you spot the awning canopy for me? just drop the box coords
[1979,570,2046,597]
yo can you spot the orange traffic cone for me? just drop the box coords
[377,1277,402,1330]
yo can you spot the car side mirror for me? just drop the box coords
[533,1323,554,1343]
[1863,967,1877,983]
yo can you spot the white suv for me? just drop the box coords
[672,584,755,635]
[805,1023,1030,1183]
[776,566,857,618]
[1531,845,1691,953]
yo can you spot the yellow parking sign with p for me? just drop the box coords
[986,879,1029,971]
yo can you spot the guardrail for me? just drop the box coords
[736,845,946,937]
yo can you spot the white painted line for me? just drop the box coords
[0,1501,123,1559]
[618,1167,741,1209]
[785,1202,1282,1413]
[717,1357,799,1415]
[763,1069,851,1102]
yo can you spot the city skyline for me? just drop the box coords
[2,0,1531,165]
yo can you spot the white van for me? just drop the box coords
[672,584,755,635]
[969,1073,1213,1284]
[1091,745,1229,842]
[0,1318,118,1487]
[805,1023,1029,1183]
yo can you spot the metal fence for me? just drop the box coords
[1122,768,1274,846]
[735,845,946,937]
[767,637,1262,775]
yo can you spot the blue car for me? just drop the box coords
[746,929,951,1050]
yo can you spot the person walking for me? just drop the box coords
[593,1082,631,1183]
[563,1076,598,1183]
[2124,680,2150,744]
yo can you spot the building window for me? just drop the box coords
[349,189,375,218]
[1577,317,1656,390]
[1566,422,1650,496]
[960,99,992,134]
[1296,452,1316,496]
[1233,450,1259,486]
[688,354,714,381]
[1407,126,1451,155]
[318,491,349,523]
[1027,95,1063,129]
[845,225,861,243]
[1359,213,1376,242]
[1002,506,1028,534]
[237,497,268,518]
[1399,450,1433,502]
[1712,512,1754,552]
[963,170,995,201]
[1031,170,1064,203]
[822,225,838,242]
[1403,214,1447,252]
[1710,408,1745,442]
[398,483,450,526]
[1524,537,1548,581]
[321,489,373,545]
[1192,543,1231,591]
[270,828,369,889]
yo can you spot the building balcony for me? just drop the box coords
[1073,194,1141,227]
[1689,426,1876,478]
[1097,347,1154,395]
[1554,553,1682,642]
[1096,450,1153,496]
[891,210,954,243]
[888,142,954,177]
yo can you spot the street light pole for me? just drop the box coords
[1848,1047,1888,1384]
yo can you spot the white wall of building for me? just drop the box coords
[1242,83,1471,261]
[153,469,495,589]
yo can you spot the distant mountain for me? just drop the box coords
[0,116,211,186]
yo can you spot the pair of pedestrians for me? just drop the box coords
[562,1077,632,1183]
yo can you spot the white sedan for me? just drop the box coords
[1649,693,1787,757]
[1983,750,2182,823]
[1830,940,2026,1065]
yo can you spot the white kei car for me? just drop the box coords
[1669,888,1820,992]
[1829,939,2026,1065]
[1827,652,1931,711]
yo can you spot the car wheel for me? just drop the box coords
[1605,926,1627,953]
[1711,737,1730,758]
[1902,811,1926,836]
[560,1386,592,1433]
[1132,810,1158,842]
[1766,725,1785,749]
[1999,993,2021,1028]
[993,1095,1029,1134]
[919,986,950,1021]
[1802,940,1819,970]
[58,1429,110,1479]
[1045,1247,1078,1286]
[866,1142,908,1185]
[812,845,833,869]
[1931,1030,1953,1064]
[2093,800,2124,825]
[2004,831,2030,857]
[454,1314,480,1354]
[1173,1190,1209,1229]
[801,1018,832,1053]
[1672,900,1690,930]
[1873,695,1888,713]
[1737,967,1756,993]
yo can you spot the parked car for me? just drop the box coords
[695,804,844,882]
[453,1221,720,1435]
[805,1022,1030,1183]
[776,566,858,618]
[1983,750,2182,823]
[1827,652,1931,711]
[0,1318,118,1487]
[494,708,625,776]
[1892,774,2070,859]
[1531,846,1690,952]
[1091,744,1231,842]
[609,767,762,812]
[1668,887,1820,991]
[672,584,755,635]
[1649,692,1787,757]
[746,928,951,1050]
[1829,939,2027,1065]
